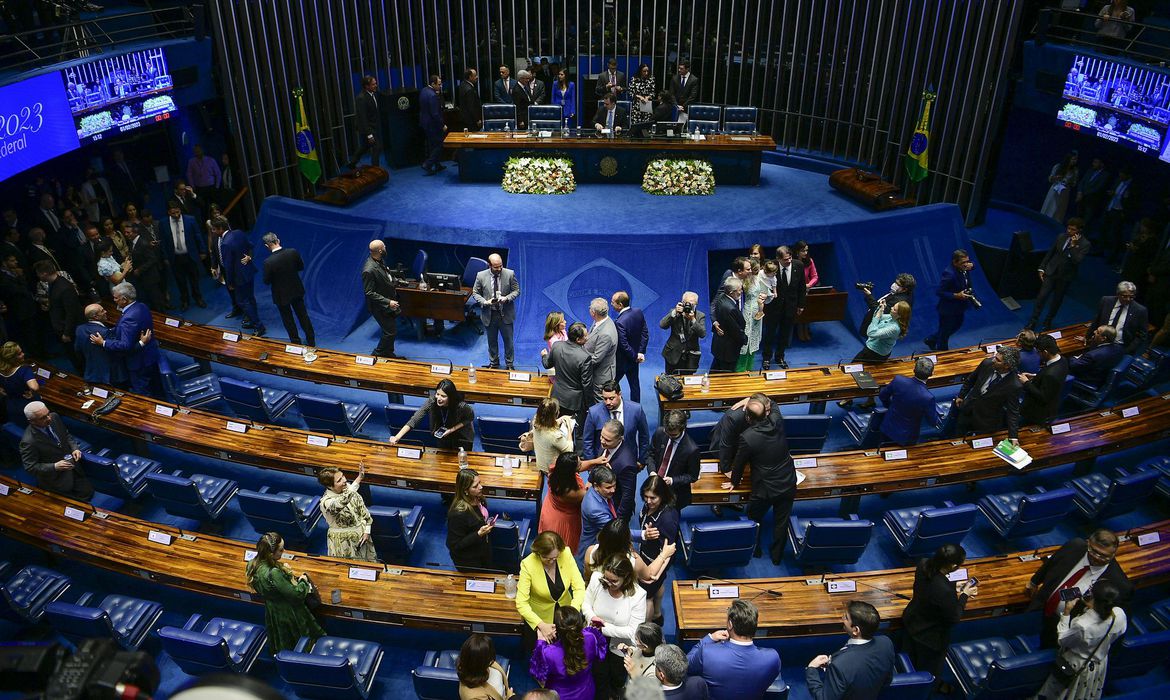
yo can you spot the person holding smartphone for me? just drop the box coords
[389,378,475,452]
[583,555,647,699]
[317,465,377,562]
[900,544,978,679]
[446,468,496,572]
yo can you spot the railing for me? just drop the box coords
[1034,7,1170,65]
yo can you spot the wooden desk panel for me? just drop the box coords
[662,322,1092,410]
[444,132,777,151]
[36,367,544,502]
[690,393,1170,504]
[397,285,473,323]
[0,478,523,635]
[799,290,849,323]
[673,521,1170,640]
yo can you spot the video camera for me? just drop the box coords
[0,638,158,700]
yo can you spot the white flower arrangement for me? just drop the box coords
[79,111,114,137]
[642,158,715,195]
[143,95,177,114]
[502,156,576,194]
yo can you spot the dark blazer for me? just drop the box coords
[74,319,121,384]
[902,569,968,652]
[595,70,627,98]
[664,677,709,700]
[511,82,545,126]
[936,263,973,317]
[457,80,482,128]
[125,234,162,291]
[33,207,63,238]
[541,341,594,413]
[1039,232,1090,281]
[1027,537,1133,613]
[1089,296,1149,354]
[354,90,383,139]
[955,356,1022,439]
[878,375,936,445]
[805,636,896,700]
[765,260,807,317]
[419,85,444,134]
[1069,342,1126,387]
[104,301,159,371]
[262,247,307,307]
[592,105,628,130]
[361,255,400,314]
[47,276,82,337]
[646,428,701,509]
[670,73,700,109]
[581,399,650,463]
[660,308,706,365]
[0,270,37,324]
[710,293,747,364]
[218,229,256,287]
[1020,356,1070,426]
[614,306,649,368]
[446,505,493,572]
[19,414,85,497]
[710,407,749,472]
[729,413,796,499]
[492,77,515,104]
[686,632,780,700]
[159,214,204,265]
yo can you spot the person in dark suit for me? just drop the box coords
[261,233,315,347]
[1075,156,1109,231]
[1100,168,1135,264]
[597,419,641,522]
[88,282,161,396]
[670,60,700,113]
[652,644,709,699]
[1019,334,1069,426]
[900,544,978,678]
[420,74,448,175]
[611,291,649,401]
[924,249,977,351]
[709,394,769,474]
[1070,325,1126,387]
[686,600,780,700]
[660,291,706,376]
[1028,218,1091,330]
[74,304,123,385]
[805,601,896,700]
[32,193,63,241]
[493,65,515,104]
[25,227,63,272]
[445,468,496,573]
[725,397,796,564]
[79,224,118,301]
[952,347,1022,441]
[121,221,164,311]
[592,92,627,133]
[710,277,747,373]
[171,180,199,218]
[761,246,806,370]
[878,357,938,446]
[510,70,546,129]
[108,149,144,209]
[581,380,650,465]
[471,253,520,369]
[1087,282,1148,354]
[160,201,206,310]
[20,401,93,501]
[34,261,82,366]
[1026,529,1132,649]
[457,68,483,130]
[541,322,595,426]
[347,75,386,170]
[646,410,702,510]
[0,254,40,355]
[211,216,265,336]
[594,59,627,98]
[361,239,401,358]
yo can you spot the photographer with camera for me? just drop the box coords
[924,249,978,351]
[659,291,706,375]
[854,272,915,340]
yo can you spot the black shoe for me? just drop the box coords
[242,320,256,329]
[226,309,242,319]
[483,363,499,369]
[253,328,266,337]
[837,399,854,409]
[422,166,437,176]
[762,360,770,370]
[778,358,789,369]
[505,363,515,370]
[771,554,782,565]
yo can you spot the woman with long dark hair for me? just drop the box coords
[628,63,656,131]
[446,468,496,572]
[1034,580,1127,700]
[530,606,607,700]
[389,378,475,451]
[456,632,513,699]
[637,475,678,625]
[538,452,587,552]
[244,532,324,653]
[551,69,577,125]
[584,556,647,699]
[583,518,674,585]
[900,544,977,678]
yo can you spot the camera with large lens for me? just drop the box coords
[964,288,983,309]
[854,281,874,291]
[0,638,158,700]
[681,301,694,314]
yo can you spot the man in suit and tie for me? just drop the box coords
[584,297,618,399]
[710,277,747,373]
[611,290,648,401]
[361,239,401,358]
[647,410,701,509]
[594,58,626,98]
[687,600,781,700]
[541,322,595,426]
[762,246,806,370]
[660,291,706,376]
[79,224,118,300]
[924,249,977,351]
[1101,168,1135,264]
[420,74,448,175]
[89,282,161,396]
[597,419,640,521]
[1075,156,1109,231]
[347,75,386,170]
[210,216,265,336]
[670,60,700,115]
[261,233,315,347]
[1019,334,1069,427]
[20,401,94,501]
[108,149,144,209]
[121,220,165,311]
[457,68,483,130]
[651,645,710,699]
[953,347,1022,441]
[592,92,627,134]
[805,601,896,700]
[724,396,797,564]
[493,65,515,104]
[511,70,545,128]
[74,304,123,385]
[1028,218,1091,331]
[471,253,520,369]
[582,380,650,465]
[1087,281,1148,354]
[172,180,199,218]
[1070,325,1126,387]
[1026,529,1132,648]
[33,193,63,242]
[579,465,618,559]
[878,357,938,446]
[161,201,207,310]
[34,261,83,367]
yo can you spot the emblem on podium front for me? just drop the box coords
[600,156,618,177]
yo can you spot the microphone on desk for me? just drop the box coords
[824,575,911,602]
[695,575,783,601]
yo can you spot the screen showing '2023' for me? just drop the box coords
[0,72,81,182]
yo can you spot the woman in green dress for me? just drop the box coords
[245,532,325,653]
[318,465,378,562]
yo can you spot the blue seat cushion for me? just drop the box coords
[311,636,381,680]
[115,455,160,484]
[99,594,162,638]
[884,506,927,536]
[344,402,372,428]
[282,492,321,517]
[1067,472,1111,505]
[5,565,70,619]
[190,473,236,505]
[978,491,1024,522]
[204,617,266,664]
[948,636,1015,687]
[263,387,293,411]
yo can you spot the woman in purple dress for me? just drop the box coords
[530,606,606,700]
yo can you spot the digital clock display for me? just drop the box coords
[0,72,80,182]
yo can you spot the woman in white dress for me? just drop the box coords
[1033,580,1128,700]
[317,465,378,562]
[1041,151,1079,222]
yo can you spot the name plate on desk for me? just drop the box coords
[147,530,173,546]
[842,364,863,374]
[985,344,999,353]
[226,421,248,434]
[683,375,704,386]
[154,405,174,417]
[1049,331,1062,339]
[467,133,488,139]
[306,435,330,447]
[1138,532,1161,546]
[63,506,86,522]
[397,447,422,460]
[92,387,109,399]
[285,345,304,355]
[1122,406,1140,418]
[946,568,969,582]
[825,580,856,593]
[764,370,787,381]
[883,449,908,461]
[356,355,376,366]
[708,585,740,599]
[348,567,378,582]
[0,483,8,496]
[36,367,51,379]
[465,579,496,593]
[699,462,719,473]
[794,457,817,469]
[730,136,753,141]
[1050,423,1071,435]
[164,317,181,328]
[430,364,452,375]
[244,550,258,561]
[222,332,239,342]
[971,437,994,449]
[508,371,531,382]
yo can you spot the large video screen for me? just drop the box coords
[1057,54,1170,162]
[61,47,177,144]
[0,72,82,182]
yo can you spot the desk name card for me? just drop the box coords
[842,364,864,374]
[92,387,109,399]
[36,367,51,379]
[154,405,174,417]
[764,370,787,381]
[494,456,521,469]
[921,355,937,364]
[285,345,304,355]
[825,580,856,593]
[1122,406,1140,418]
[164,317,181,328]
[1049,331,1062,339]
[708,585,740,599]
[356,355,376,366]
[883,449,908,461]
[63,506,86,522]
[1050,423,1071,435]
[465,579,496,593]
[793,457,817,469]
[985,344,999,353]
[306,435,330,447]
[222,332,239,342]
[348,567,378,581]
[430,364,452,375]
[971,437,994,449]
[946,568,969,582]
[226,421,248,434]
[243,550,258,561]
[699,462,719,473]
[683,376,704,386]
[508,371,531,382]
[397,447,422,460]
[1138,532,1161,546]
[148,530,173,546]
[0,483,8,496]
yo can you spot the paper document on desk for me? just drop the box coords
[796,470,806,485]
[992,439,1032,470]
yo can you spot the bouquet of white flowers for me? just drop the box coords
[502,156,576,194]
[642,158,715,195]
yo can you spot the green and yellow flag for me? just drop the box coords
[904,89,936,183]
[293,87,321,184]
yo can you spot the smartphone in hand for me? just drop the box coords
[1059,587,1082,602]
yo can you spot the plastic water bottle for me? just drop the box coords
[468,366,477,384]
[562,117,569,138]
[504,123,511,139]
[503,457,514,477]
[458,446,468,469]
[701,373,710,394]
[504,574,517,599]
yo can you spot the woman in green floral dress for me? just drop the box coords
[245,532,325,653]
[318,465,379,562]
[737,258,773,371]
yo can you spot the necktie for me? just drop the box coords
[681,75,686,88]
[1045,565,1090,615]
[658,439,676,478]
[492,273,499,297]
[606,498,617,518]
[44,209,59,230]
[980,372,1002,395]
[1110,304,1122,328]
[607,109,614,130]
[45,424,60,445]
[782,267,788,287]
[737,294,743,312]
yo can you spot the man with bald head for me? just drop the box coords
[362,240,402,358]
[471,253,520,369]
[74,303,122,384]
[722,395,796,564]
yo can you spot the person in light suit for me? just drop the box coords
[877,357,938,446]
[541,322,594,426]
[660,291,706,375]
[687,600,780,700]
[1070,325,1126,387]
[1087,281,1149,354]
[646,410,701,510]
[578,466,618,561]
[584,297,618,400]
[20,401,93,501]
[581,380,650,465]
[160,200,207,311]
[471,253,520,369]
[88,282,161,396]
[612,290,649,402]
[805,601,895,700]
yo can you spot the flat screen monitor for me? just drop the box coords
[425,272,461,291]
[62,46,177,145]
[0,72,81,181]
[655,121,685,137]
[1057,53,1170,160]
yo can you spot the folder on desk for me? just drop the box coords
[993,440,1032,470]
[852,371,878,390]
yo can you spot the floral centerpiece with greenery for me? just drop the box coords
[502,155,576,194]
[642,158,715,195]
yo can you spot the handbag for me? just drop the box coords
[302,572,322,610]
[655,373,683,400]
[1050,614,1115,688]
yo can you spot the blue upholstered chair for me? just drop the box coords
[1104,627,1170,681]
[685,420,718,453]
[144,470,238,522]
[878,654,934,700]
[1064,467,1161,521]
[528,104,563,131]
[237,487,322,541]
[158,613,267,676]
[476,415,529,454]
[785,415,832,454]
[1063,355,1134,411]
[368,505,425,563]
[43,593,163,650]
[384,404,437,447]
[490,518,532,573]
[0,563,71,623]
[765,676,789,698]
[482,104,516,131]
[295,393,372,437]
[945,636,1054,700]
[679,517,759,570]
[412,650,511,700]
[723,106,759,134]
[461,257,490,333]
[158,355,221,408]
[1138,455,1170,499]
[2,421,25,452]
[410,249,428,281]
[220,376,295,423]
[976,487,1077,540]
[787,515,873,566]
[79,451,161,499]
[275,635,384,700]
[843,407,887,448]
[1119,348,1170,394]
[687,104,722,134]
[883,501,978,558]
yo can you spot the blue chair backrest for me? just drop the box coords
[688,104,722,122]
[1011,488,1075,536]
[1098,469,1161,518]
[687,420,718,452]
[490,519,524,572]
[411,250,427,281]
[724,106,758,133]
[296,394,354,435]
[858,408,887,449]
[462,257,489,288]
[978,650,1054,698]
[879,672,934,700]
[145,472,202,507]
[1108,628,1170,680]
[483,104,516,122]
[689,118,720,134]
[220,377,267,416]
[80,452,123,488]
[368,506,408,558]
[412,664,459,700]
[238,489,310,539]
[384,404,434,446]
[529,104,562,123]
[482,118,516,131]
[44,602,115,641]
[914,504,978,539]
[687,519,758,568]
[476,415,529,454]
[159,627,234,674]
[799,519,873,563]
[785,415,832,454]
[276,652,360,694]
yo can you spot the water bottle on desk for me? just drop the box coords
[468,366,477,384]
[458,446,468,468]
[701,373,710,393]
[504,123,511,139]
[562,117,569,138]
[504,574,517,599]
[503,457,514,477]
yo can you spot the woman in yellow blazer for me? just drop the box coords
[517,530,586,655]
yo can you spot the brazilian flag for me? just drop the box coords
[904,89,936,183]
[293,88,321,184]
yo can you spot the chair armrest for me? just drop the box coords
[895,653,915,674]
[182,613,204,631]
[942,500,956,508]
[174,363,204,379]
[258,486,271,494]
[847,514,861,521]
[293,636,312,653]
[75,592,95,606]
[1033,486,1048,493]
